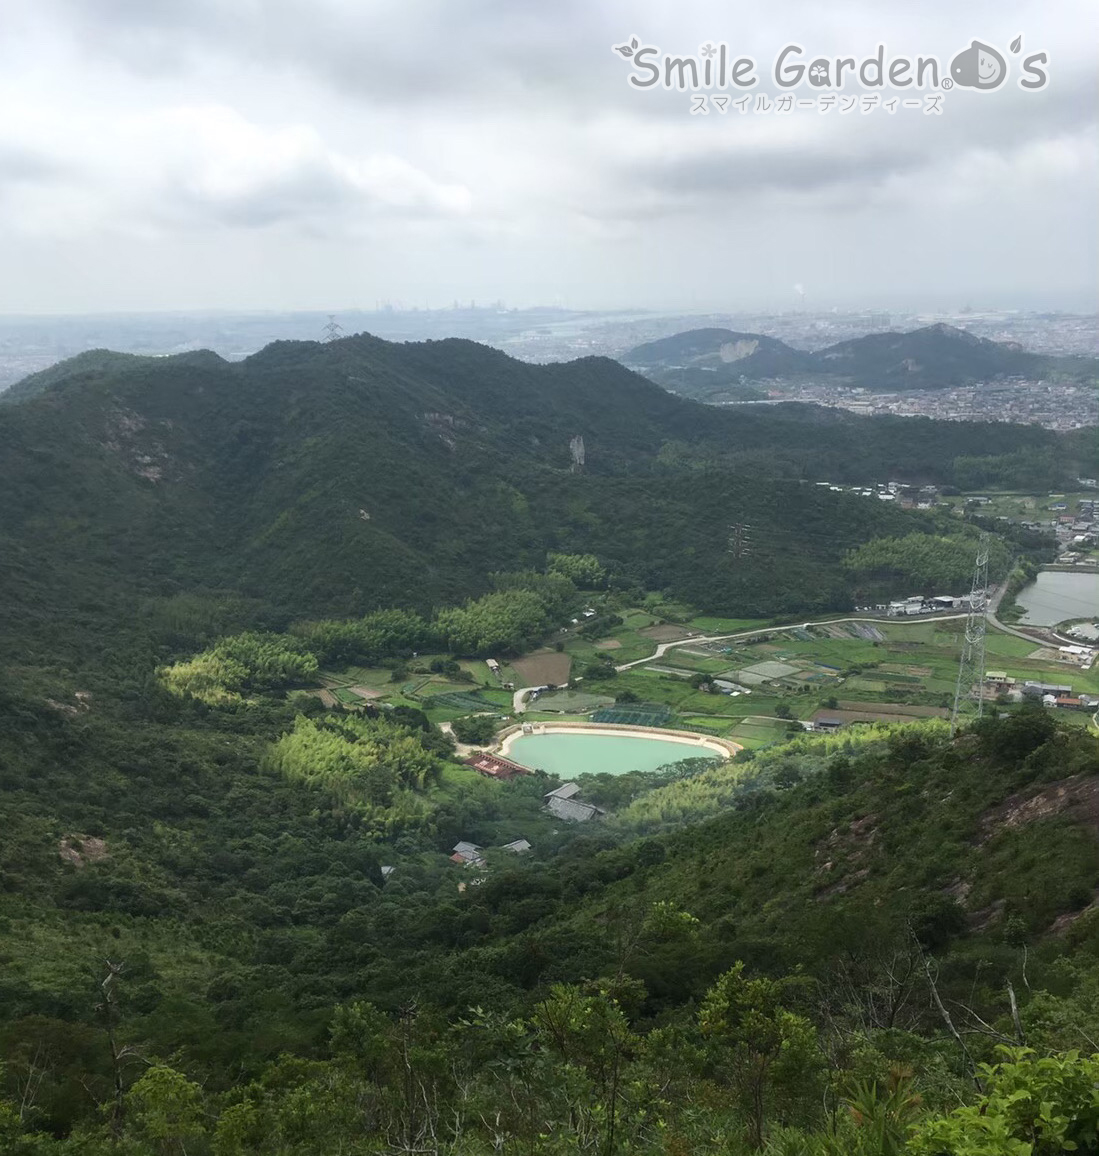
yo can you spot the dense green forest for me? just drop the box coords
[3,689,1099,1153]
[0,334,1092,665]
[2,336,1098,1154]
[842,533,1014,599]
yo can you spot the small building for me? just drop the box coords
[465,752,531,781]
[814,717,844,732]
[451,841,486,867]
[1022,681,1073,699]
[547,796,605,822]
[380,865,396,879]
[502,839,532,854]
[544,782,604,822]
[713,679,751,695]
[545,782,582,802]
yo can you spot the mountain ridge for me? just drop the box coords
[0,332,1089,671]
[622,321,1099,391]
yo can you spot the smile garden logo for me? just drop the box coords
[614,35,1049,115]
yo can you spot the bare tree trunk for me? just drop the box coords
[921,953,982,1091]
[17,1044,47,1124]
[99,960,127,1136]
[1006,981,1026,1046]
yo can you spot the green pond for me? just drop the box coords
[506,732,719,777]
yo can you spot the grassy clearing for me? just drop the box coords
[688,615,770,633]
[725,718,796,748]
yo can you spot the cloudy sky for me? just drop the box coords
[0,0,1095,313]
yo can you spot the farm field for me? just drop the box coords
[559,607,700,666]
[303,603,1095,757]
[511,650,572,688]
[624,617,1099,727]
[940,489,1093,525]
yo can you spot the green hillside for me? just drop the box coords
[2,685,1099,1152]
[0,349,228,404]
[1,334,1099,1154]
[0,333,1086,673]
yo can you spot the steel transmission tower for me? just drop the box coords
[728,523,751,560]
[950,533,990,735]
[322,315,343,342]
[569,435,585,473]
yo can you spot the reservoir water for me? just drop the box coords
[1014,570,1099,626]
[505,731,720,777]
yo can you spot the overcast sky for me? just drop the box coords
[0,0,1095,314]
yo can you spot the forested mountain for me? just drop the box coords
[0,349,162,405]
[0,332,1089,670]
[623,327,815,378]
[813,323,1072,389]
[623,321,1099,391]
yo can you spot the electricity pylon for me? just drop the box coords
[728,523,751,560]
[950,533,990,736]
[569,435,585,473]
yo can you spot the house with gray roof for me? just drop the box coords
[546,795,605,823]
[450,841,486,867]
[544,782,581,801]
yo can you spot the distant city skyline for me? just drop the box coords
[0,1,1095,314]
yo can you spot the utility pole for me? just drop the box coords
[951,533,990,736]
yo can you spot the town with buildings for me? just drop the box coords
[751,378,1098,431]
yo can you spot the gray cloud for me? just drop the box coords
[0,144,69,183]
[0,0,1093,311]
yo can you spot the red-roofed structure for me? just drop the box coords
[463,752,532,781]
